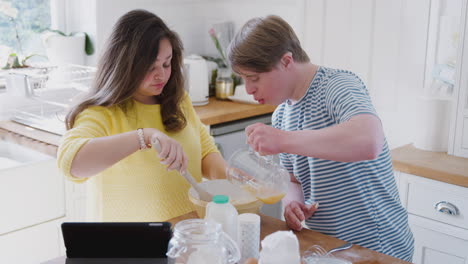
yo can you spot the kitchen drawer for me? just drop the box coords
[405,173,468,230]
[0,159,65,235]
[0,217,64,264]
[409,214,468,264]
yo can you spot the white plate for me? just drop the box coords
[228,84,258,104]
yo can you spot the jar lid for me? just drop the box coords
[213,195,229,204]
[217,67,232,78]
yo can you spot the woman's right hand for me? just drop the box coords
[143,128,188,173]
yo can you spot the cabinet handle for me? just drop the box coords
[434,201,459,216]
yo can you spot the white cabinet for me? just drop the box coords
[450,0,468,158]
[0,140,71,264]
[398,172,468,264]
[409,215,468,264]
[0,159,65,235]
[0,218,65,264]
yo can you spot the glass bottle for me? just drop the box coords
[215,67,234,100]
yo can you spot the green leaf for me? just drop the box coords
[43,28,67,36]
[84,32,94,55]
[21,53,45,66]
[12,55,22,68]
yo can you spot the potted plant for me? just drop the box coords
[0,1,42,69]
[42,29,95,66]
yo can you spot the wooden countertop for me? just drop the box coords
[45,211,409,264]
[392,144,468,188]
[194,97,276,125]
[167,211,410,264]
[0,98,275,157]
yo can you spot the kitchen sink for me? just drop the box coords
[11,101,67,136]
[0,140,52,170]
[10,87,86,136]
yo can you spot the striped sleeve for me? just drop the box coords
[324,72,378,123]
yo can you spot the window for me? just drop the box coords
[423,0,464,99]
[0,0,51,66]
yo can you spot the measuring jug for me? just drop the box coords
[166,219,240,264]
[226,147,290,204]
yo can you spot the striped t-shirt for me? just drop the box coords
[273,66,414,261]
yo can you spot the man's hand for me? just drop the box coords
[245,123,286,155]
[244,258,258,264]
[284,201,319,231]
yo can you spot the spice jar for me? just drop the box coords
[215,67,234,100]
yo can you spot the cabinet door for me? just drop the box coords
[0,217,65,264]
[0,159,65,235]
[409,214,468,264]
[450,0,468,157]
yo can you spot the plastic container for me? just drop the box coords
[188,179,263,218]
[205,195,238,243]
[226,147,290,204]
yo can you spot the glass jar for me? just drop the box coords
[226,147,290,204]
[166,219,240,264]
[215,67,234,100]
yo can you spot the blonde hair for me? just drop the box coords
[228,15,309,73]
[66,9,186,132]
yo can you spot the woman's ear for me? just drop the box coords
[280,52,293,69]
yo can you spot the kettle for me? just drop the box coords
[183,55,209,106]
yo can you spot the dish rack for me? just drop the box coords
[8,64,96,135]
[7,64,96,105]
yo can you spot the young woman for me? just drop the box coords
[58,9,225,222]
[228,15,414,261]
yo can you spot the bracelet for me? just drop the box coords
[137,128,149,150]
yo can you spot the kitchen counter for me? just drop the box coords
[392,144,468,188]
[168,212,410,264]
[195,97,276,125]
[0,98,276,157]
[44,211,409,264]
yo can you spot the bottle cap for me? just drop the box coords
[213,195,229,204]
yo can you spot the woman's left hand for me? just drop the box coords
[245,123,286,155]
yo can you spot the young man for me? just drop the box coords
[228,15,414,261]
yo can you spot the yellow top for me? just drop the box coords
[57,93,219,221]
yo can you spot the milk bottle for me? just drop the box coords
[205,195,238,244]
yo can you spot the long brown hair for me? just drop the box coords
[66,9,186,132]
[227,15,309,73]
